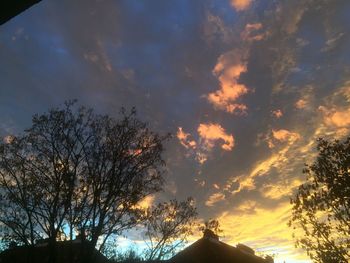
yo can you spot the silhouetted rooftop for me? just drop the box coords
[170,230,272,263]
[0,240,109,263]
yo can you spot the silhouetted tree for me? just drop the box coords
[143,198,197,260]
[113,249,142,263]
[0,101,169,263]
[0,136,39,247]
[289,137,350,263]
[199,219,223,237]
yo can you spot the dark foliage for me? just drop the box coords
[199,219,223,237]
[289,137,350,262]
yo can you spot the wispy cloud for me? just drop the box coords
[241,23,267,42]
[218,202,310,262]
[205,192,226,207]
[229,128,301,195]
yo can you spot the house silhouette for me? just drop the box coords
[169,229,273,263]
[0,238,109,263]
[0,230,273,263]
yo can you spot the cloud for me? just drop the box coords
[203,12,232,45]
[321,32,345,52]
[135,195,155,209]
[2,1,350,261]
[263,129,300,149]
[272,129,300,143]
[231,153,282,194]
[213,183,220,190]
[207,51,249,115]
[241,23,267,42]
[218,202,310,262]
[271,109,283,119]
[205,192,225,207]
[231,129,301,195]
[198,123,235,151]
[261,179,302,200]
[177,127,197,149]
[295,99,307,109]
[294,87,315,110]
[320,108,350,128]
[230,0,253,11]
[177,123,234,164]
[318,84,350,135]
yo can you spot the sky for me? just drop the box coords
[1,0,350,262]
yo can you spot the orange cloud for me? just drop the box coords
[177,127,197,149]
[231,0,252,11]
[218,202,310,262]
[241,23,266,42]
[207,53,248,115]
[232,153,281,194]
[177,124,234,164]
[319,106,350,128]
[205,192,225,207]
[134,195,155,209]
[315,84,350,139]
[272,129,300,142]
[198,123,235,151]
[231,129,301,195]
[213,183,220,190]
[265,129,300,149]
[295,99,307,109]
[261,178,302,200]
[271,109,283,119]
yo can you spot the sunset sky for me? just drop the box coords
[1,0,350,262]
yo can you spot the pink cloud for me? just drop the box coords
[207,53,249,115]
[177,123,234,164]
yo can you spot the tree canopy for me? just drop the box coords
[0,101,169,262]
[289,137,350,263]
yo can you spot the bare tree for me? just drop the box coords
[0,136,39,246]
[143,198,197,260]
[289,137,350,263]
[0,101,169,263]
[78,107,168,262]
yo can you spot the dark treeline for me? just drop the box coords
[0,101,197,263]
